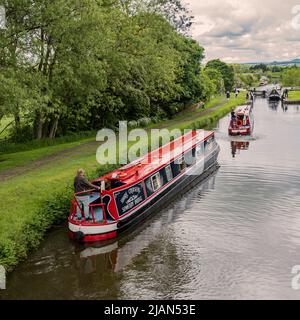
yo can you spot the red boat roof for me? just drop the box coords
[95,130,213,185]
[235,105,252,116]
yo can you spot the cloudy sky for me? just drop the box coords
[186,0,300,63]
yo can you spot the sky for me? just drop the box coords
[186,0,300,63]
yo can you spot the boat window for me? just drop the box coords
[176,156,186,172]
[171,162,180,177]
[165,165,173,182]
[205,136,214,149]
[145,178,153,196]
[105,180,112,191]
[111,180,125,189]
[185,150,195,167]
[196,143,204,157]
[151,172,161,191]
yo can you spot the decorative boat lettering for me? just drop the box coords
[115,183,146,216]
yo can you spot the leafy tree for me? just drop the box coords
[203,67,225,95]
[281,68,300,87]
[0,0,211,141]
[250,63,268,73]
[205,59,235,91]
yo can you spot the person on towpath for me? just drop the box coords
[226,91,231,100]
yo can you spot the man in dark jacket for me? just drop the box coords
[231,108,236,121]
[74,169,100,193]
[74,169,100,220]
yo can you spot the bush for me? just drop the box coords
[9,124,35,143]
[138,117,152,127]
[128,120,138,128]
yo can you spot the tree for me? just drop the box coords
[250,63,268,73]
[0,0,210,140]
[205,59,235,91]
[203,67,225,95]
[281,68,300,87]
[239,73,259,88]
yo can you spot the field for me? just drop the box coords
[288,91,300,100]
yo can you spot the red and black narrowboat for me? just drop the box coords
[228,105,254,136]
[68,130,220,242]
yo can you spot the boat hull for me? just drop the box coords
[268,95,281,102]
[228,127,252,136]
[68,144,220,242]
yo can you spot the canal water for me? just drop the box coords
[1,95,300,300]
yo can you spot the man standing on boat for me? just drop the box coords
[74,169,100,220]
[231,108,236,121]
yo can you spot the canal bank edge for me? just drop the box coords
[0,93,246,272]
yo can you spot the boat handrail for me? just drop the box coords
[70,201,107,224]
[89,203,107,224]
[74,189,99,197]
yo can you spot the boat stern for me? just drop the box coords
[68,191,118,242]
[68,219,117,242]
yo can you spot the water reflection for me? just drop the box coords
[77,172,218,275]
[281,103,288,112]
[231,140,250,158]
[269,101,280,111]
[281,104,300,113]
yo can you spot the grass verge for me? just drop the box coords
[288,91,300,100]
[0,136,95,173]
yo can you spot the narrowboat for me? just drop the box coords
[268,88,281,102]
[68,130,220,242]
[228,105,254,136]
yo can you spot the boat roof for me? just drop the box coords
[269,87,281,93]
[94,130,214,185]
[235,105,252,116]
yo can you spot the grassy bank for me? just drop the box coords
[288,91,300,100]
[0,136,95,173]
[0,93,246,271]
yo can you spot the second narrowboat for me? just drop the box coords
[228,105,254,136]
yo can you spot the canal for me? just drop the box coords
[1,95,300,299]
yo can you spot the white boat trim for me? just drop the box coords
[68,221,117,235]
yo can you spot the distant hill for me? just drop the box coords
[244,58,300,66]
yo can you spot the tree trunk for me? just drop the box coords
[35,112,44,140]
[49,117,59,139]
[38,29,45,72]
[42,36,52,75]
[42,121,49,139]
[14,112,21,135]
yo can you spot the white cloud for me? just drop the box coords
[185,0,300,63]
